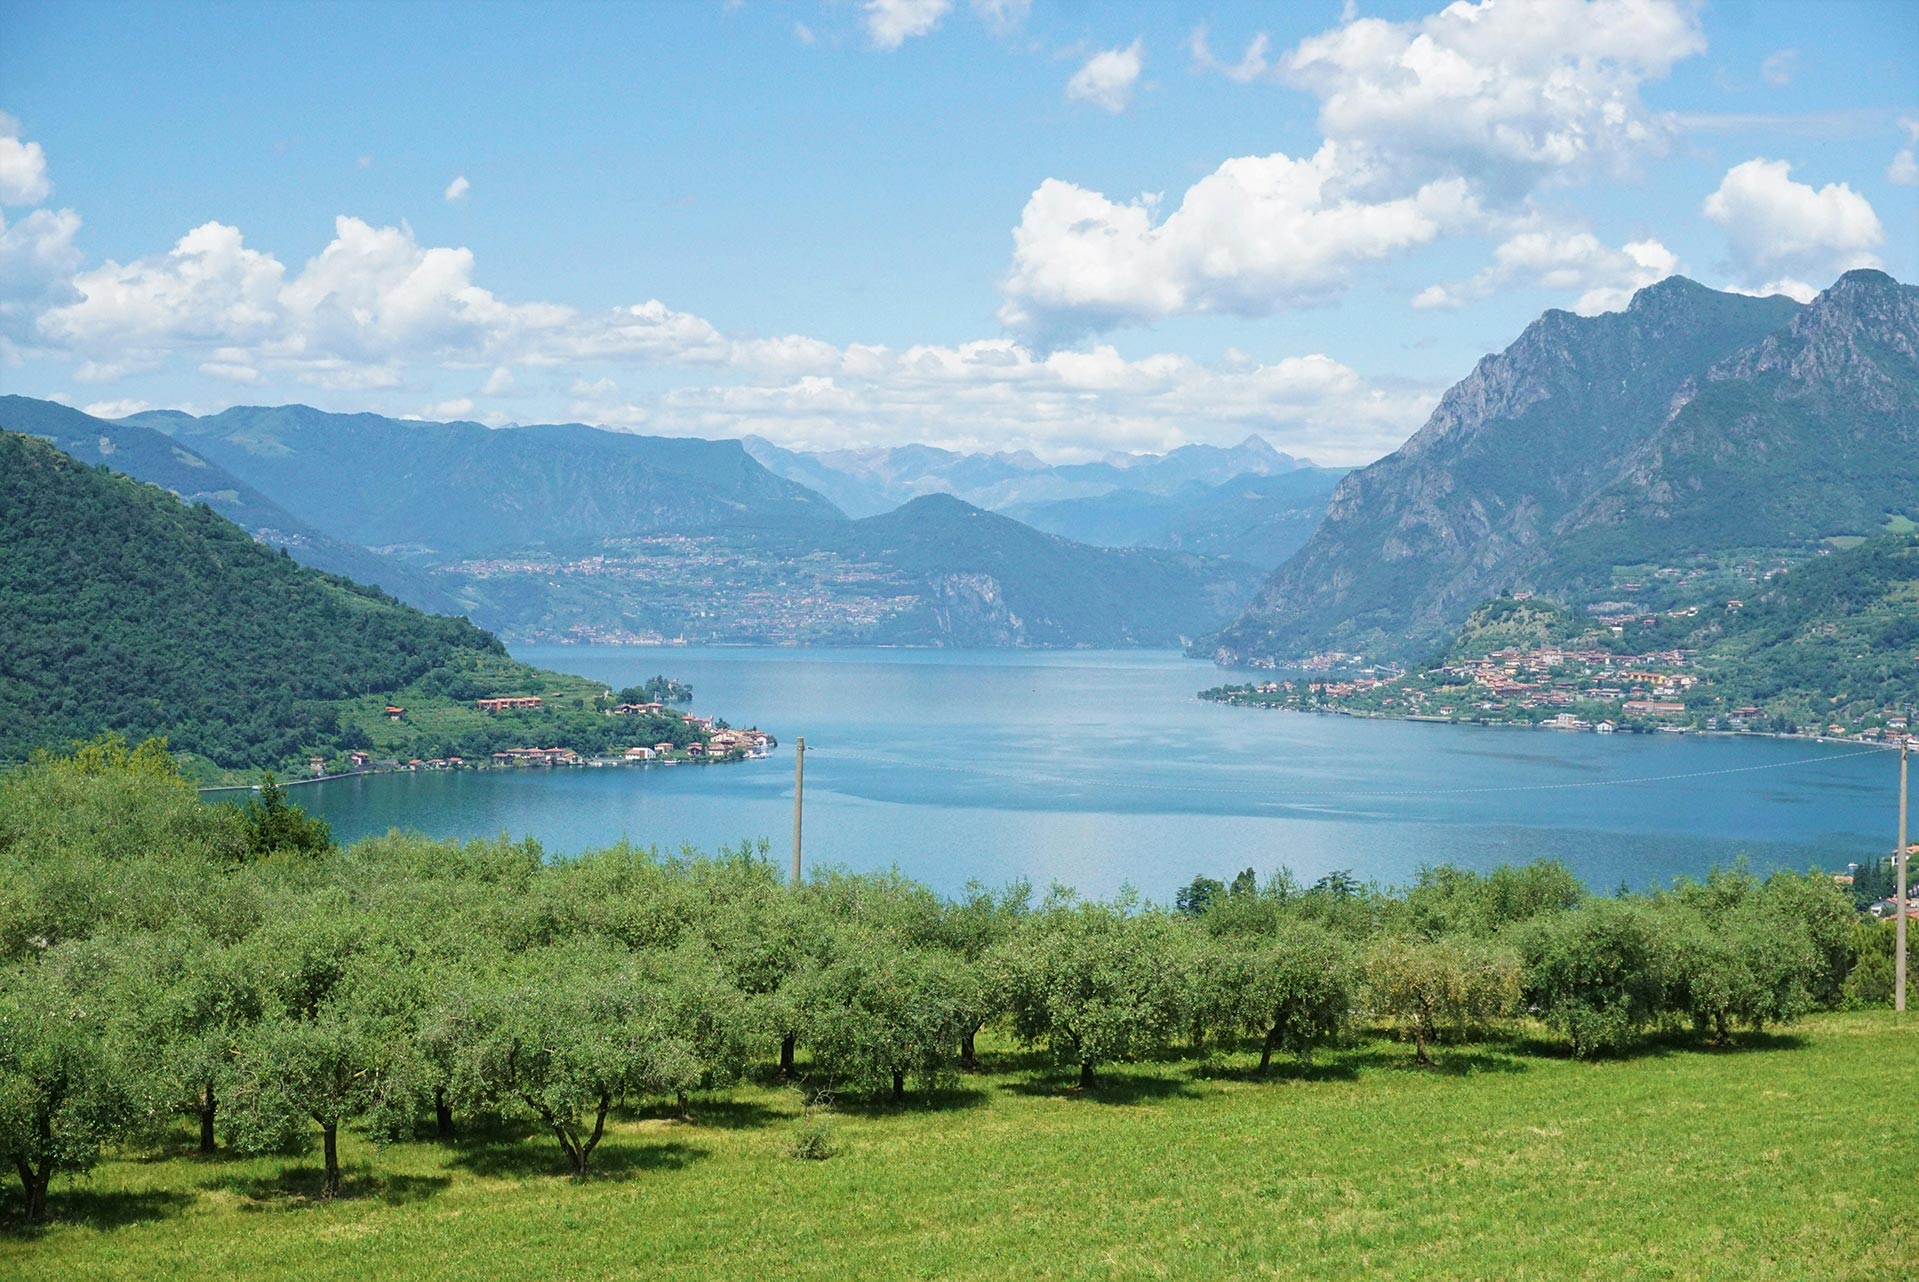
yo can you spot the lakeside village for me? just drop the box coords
[1202,645,1916,745]
[299,694,774,783]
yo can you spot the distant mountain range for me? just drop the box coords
[1205,270,1919,666]
[3,399,1279,648]
[122,404,840,558]
[742,433,1314,518]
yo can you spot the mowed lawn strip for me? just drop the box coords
[5,1014,1913,1281]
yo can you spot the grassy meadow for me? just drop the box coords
[6,1013,1912,1281]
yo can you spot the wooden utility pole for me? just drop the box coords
[1898,736,1908,1015]
[791,737,806,889]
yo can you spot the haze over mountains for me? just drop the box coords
[1206,270,1919,666]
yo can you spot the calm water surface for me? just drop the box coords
[300,647,1895,898]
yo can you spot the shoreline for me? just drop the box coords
[196,748,774,795]
[1200,697,1898,752]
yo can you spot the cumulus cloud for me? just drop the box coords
[35,215,730,386]
[0,207,84,344]
[1702,158,1883,289]
[1889,118,1919,187]
[864,0,950,50]
[1065,40,1145,114]
[1414,225,1678,315]
[443,175,470,203]
[1000,145,1477,342]
[1001,0,1703,339]
[0,113,52,207]
[1281,0,1702,198]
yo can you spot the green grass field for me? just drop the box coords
[5,1013,1913,1280]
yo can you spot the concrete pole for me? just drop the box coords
[791,737,806,889]
[1898,738,1908,1014]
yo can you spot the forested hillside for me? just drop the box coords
[0,434,705,776]
[0,396,458,613]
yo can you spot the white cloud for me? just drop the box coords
[1889,118,1919,187]
[1759,49,1797,87]
[1000,144,1477,342]
[1065,40,1145,114]
[35,215,730,385]
[864,0,950,50]
[81,398,154,419]
[1415,224,1678,315]
[647,340,1433,465]
[1188,25,1271,84]
[793,21,815,45]
[481,365,516,396]
[1002,0,1703,338]
[1702,158,1883,287]
[0,113,52,207]
[421,397,475,420]
[443,175,470,203]
[1282,0,1703,198]
[0,207,84,344]
[971,0,1029,36]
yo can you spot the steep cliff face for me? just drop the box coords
[1203,276,1828,664]
[1540,270,1919,579]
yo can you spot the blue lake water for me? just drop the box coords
[299,647,1897,899]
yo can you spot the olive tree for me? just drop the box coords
[1366,935,1520,1066]
[936,880,1029,1069]
[457,941,704,1177]
[798,934,970,1101]
[1520,901,1671,1058]
[996,898,1184,1089]
[1232,921,1356,1072]
[221,919,419,1198]
[1665,905,1819,1043]
[0,944,158,1222]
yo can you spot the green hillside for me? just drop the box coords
[0,396,460,614]
[0,433,705,779]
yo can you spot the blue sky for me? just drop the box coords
[1,0,1913,464]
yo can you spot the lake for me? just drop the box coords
[300,647,1896,899]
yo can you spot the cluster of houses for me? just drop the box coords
[475,696,544,713]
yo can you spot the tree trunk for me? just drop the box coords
[199,1080,217,1154]
[1079,1059,1095,1090]
[1259,1027,1278,1074]
[960,1029,978,1072]
[16,1159,49,1225]
[1413,1029,1432,1067]
[320,1123,341,1199]
[779,1033,796,1078]
[892,1070,905,1101]
[434,1087,455,1139]
[676,1090,690,1119]
[574,1094,610,1176]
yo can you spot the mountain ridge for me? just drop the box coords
[1202,271,1912,666]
